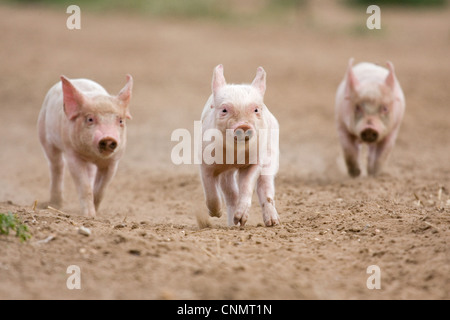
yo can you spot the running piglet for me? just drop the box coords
[38,75,133,217]
[198,65,280,228]
[335,58,405,177]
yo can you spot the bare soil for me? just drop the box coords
[0,2,449,299]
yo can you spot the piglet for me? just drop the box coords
[198,65,280,228]
[335,58,405,177]
[38,75,133,217]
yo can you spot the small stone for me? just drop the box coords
[159,290,175,300]
[128,249,141,256]
[78,226,91,237]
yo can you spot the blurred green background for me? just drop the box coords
[5,0,448,21]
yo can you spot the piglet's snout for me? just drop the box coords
[234,124,254,142]
[360,128,379,143]
[98,137,118,153]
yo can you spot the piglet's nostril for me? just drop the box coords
[234,125,254,142]
[244,129,254,141]
[109,141,117,150]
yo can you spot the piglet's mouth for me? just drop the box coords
[98,149,115,156]
[234,135,251,142]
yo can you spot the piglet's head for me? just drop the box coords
[345,59,399,143]
[210,64,267,143]
[61,75,133,159]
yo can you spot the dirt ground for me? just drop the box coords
[0,2,449,300]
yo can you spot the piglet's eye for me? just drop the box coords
[254,108,259,113]
[355,104,362,112]
[86,116,94,123]
[380,105,388,113]
[222,108,228,113]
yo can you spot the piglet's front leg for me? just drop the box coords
[233,165,260,226]
[65,153,97,218]
[338,128,361,177]
[256,174,280,227]
[367,129,398,176]
[94,161,119,211]
[199,165,223,226]
[219,170,239,227]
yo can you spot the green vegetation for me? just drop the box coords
[0,212,31,242]
[6,0,446,22]
[347,0,447,7]
[5,0,307,21]
[6,0,448,19]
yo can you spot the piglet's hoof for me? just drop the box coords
[233,211,248,226]
[209,210,223,218]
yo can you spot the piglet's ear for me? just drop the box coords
[251,66,266,97]
[61,75,86,120]
[385,61,396,90]
[212,64,226,97]
[117,74,133,119]
[345,58,359,95]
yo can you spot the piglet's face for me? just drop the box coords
[61,75,133,159]
[352,98,392,143]
[210,65,266,143]
[72,98,126,158]
[346,60,398,144]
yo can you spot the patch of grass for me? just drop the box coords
[0,212,31,242]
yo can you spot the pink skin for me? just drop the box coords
[198,65,280,228]
[38,75,133,217]
[335,58,405,177]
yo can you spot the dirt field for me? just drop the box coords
[0,2,449,300]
